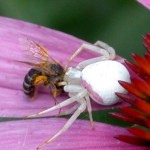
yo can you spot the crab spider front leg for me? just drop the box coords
[76,56,109,70]
[94,40,116,60]
[65,41,116,70]
[65,42,111,69]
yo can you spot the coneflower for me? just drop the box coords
[111,33,150,147]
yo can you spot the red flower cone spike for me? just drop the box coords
[111,33,150,147]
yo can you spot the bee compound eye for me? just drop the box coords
[51,64,64,75]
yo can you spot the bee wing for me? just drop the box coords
[17,60,52,74]
[20,37,56,64]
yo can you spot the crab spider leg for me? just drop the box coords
[94,40,116,60]
[94,41,126,63]
[37,99,86,150]
[27,89,87,118]
[57,103,79,116]
[64,85,84,93]
[76,41,116,69]
[76,56,108,69]
[65,43,110,69]
[64,85,94,127]
[85,95,94,129]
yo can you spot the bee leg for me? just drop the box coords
[28,76,48,99]
[27,89,87,118]
[33,76,48,85]
[51,85,62,98]
[50,96,62,116]
[50,84,63,115]
[36,100,86,150]
[29,86,38,100]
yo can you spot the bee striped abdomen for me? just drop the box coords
[23,68,42,98]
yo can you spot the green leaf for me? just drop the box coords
[0,108,131,128]
[78,109,132,127]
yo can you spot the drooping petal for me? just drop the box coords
[137,0,150,9]
[0,17,126,117]
[0,118,149,150]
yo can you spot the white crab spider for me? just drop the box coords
[27,41,130,150]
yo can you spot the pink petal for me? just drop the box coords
[137,0,150,9]
[0,118,148,150]
[0,17,126,117]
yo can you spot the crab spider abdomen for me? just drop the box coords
[81,60,130,105]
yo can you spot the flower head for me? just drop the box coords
[111,33,150,147]
[0,17,140,150]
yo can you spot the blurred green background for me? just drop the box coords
[0,0,150,60]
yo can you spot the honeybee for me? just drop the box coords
[21,38,65,99]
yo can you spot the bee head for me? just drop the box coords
[49,64,64,76]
